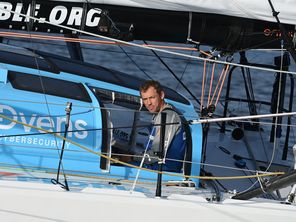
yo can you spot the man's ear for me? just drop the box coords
[160,91,165,99]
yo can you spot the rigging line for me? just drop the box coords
[214,64,230,107]
[0,31,212,55]
[207,62,216,107]
[0,146,281,176]
[111,152,280,176]
[39,149,285,175]
[0,31,116,44]
[0,165,272,189]
[239,179,259,194]
[203,60,212,108]
[143,40,201,105]
[237,166,256,185]
[257,103,270,161]
[243,65,257,116]
[0,119,183,139]
[190,111,296,125]
[209,65,227,105]
[0,113,284,180]
[118,41,153,80]
[14,5,65,174]
[130,127,156,193]
[163,158,277,174]
[84,0,211,57]
[2,100,282,127]
[236,38,283,53]
[18,0,55,137]
[0,98,91,108]
[0,109,93,118]
[19,0,67,180]
[266,42,285,172]
[82,43,204,62]
[4,8,296,76]
[175,48,194,91]
[225,118,296,128]
[200,60,207,112]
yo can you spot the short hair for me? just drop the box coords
[139,80,163,94]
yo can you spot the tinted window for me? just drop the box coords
[91,87,143,110]
[9,72,92,102]
[36,50,190,105]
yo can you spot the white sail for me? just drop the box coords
[52,0,296,25]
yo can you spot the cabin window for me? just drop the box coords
[8,71,92,102]
[91,87,152,168]
[106,103,152,161]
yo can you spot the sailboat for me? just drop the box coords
[1,0,296,221]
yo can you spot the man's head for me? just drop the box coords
[140,80,165,113]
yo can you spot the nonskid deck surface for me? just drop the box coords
[1,167,296,222]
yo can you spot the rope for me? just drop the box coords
[1,8,296,76]
[265,41,285,172]
[1,4,294,182]
[207,62,216,107]
[209,65,227,105]
[0,31,210,56]
[0,113,284,180]
[214,64,230,107]
[200,60,207,112]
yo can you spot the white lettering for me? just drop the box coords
[15,136,20,143]
[27,137,32,144]
[0,105,88,139]
[24,4,32,22]
[22,4,40,22]
[0,3,102,28]
[19,112,36,132]
[33,137,38,145]
[12,3,23,21]
[51,140,56,147]
[0,2,12,20]
[35,4,40,17]
[67,7,82,26]
[38,138,43,145]
[9,136,14,142]
[74,120,88,139]
[0,105,17,129]
[86,8,101,27]
[45,139,50,146]
[21,136,26,143]
[56,117,73,137]
[37,117,54,133]
[49,6,67,24]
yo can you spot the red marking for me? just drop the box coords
[0,172,21,177]
[263,28,294,38]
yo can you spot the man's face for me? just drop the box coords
[141,86,164,113]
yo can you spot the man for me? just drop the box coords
[136,80,187,173]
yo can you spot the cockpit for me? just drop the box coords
[90,86,153,171]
